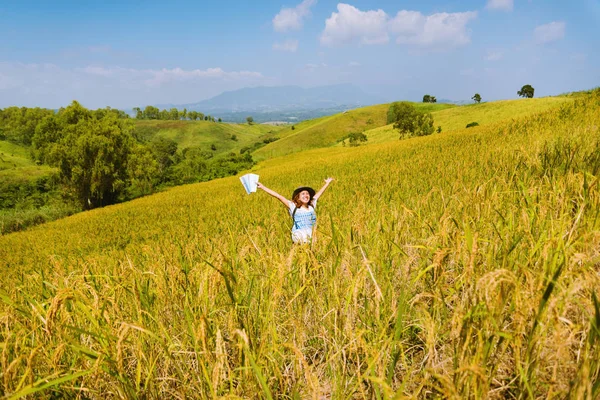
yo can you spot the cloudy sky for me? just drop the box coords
[1,0,598,108]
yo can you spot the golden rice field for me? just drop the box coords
[1,91,599,398]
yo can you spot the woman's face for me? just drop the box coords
[299,190,311,204]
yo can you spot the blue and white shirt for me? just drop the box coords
[288,200,317,243]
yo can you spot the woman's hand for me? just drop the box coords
[257,182,264,190]
[324,177,334,184]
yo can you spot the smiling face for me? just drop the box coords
[298,190,311,205]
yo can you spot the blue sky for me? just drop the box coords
[1,0,598,108]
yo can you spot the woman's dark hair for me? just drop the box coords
[292,190,314,208]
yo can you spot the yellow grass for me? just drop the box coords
[363,96,573,145]
[1,92,599,398]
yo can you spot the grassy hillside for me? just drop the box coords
[253,102,455,160]
[134,119,282,156]
[1,91,599,397]
[0,139,56,195]
[0,140,39,171]
[363,96,573,145]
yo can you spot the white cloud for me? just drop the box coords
[143,67,263,86]
[304,63,327,71]
[348,61,360,66]
[320,4,477,48]
[321,4,389,46]
[273,39,299,52]
[391,11,477,47]
[273,0,317,32]
[486,0,513,12]
[534,21,565,44]
[0,62,266,108]
[75,66,263,86]
[485,50,503,61]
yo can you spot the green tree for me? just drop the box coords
[387,101,435,137]
[472,93,482,103]
[169,108,179,120]
[246,116,254,125]
[0,106,53,145]
[32,101,135,209]
[218,118,222,122]
[517,85,535,98]
[149,137,178,175]
[127,144,159,196]
[182,108,188,120]
[143,105,160,119]
[423,94,431,103]
[133,107,144,119]
[348,132,368,147]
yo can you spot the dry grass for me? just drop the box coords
[0,92,599,398]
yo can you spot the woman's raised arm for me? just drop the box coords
[257,182,290,208]
[313,177,334,202]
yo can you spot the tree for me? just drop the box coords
[422,95,437,103]
[246,116,254,125]
[32,101,135,209]
[387,101,435,137]
[472,93,482,103]
[348,132,367,147]
[218,118,222,122]
[143,105,160,119]
[182,108,187,120]
[127,144,159,196]
[517,85,535,98]
[133,107,143,119]
[149,137,178,174]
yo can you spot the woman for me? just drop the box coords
[257,178,333,244]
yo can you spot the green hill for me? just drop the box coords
[1,90,599,397]
[253,102,454,160]
[134,119,282,156]
[0,140,55,188]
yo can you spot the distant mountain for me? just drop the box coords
[157,84,382,115]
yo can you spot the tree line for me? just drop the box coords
[0,102,252,214]
[132,106,221,122]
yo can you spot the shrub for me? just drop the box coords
[348,132,368,147]
[466,122,479,128]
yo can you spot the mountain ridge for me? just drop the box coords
[155,84,382,114]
